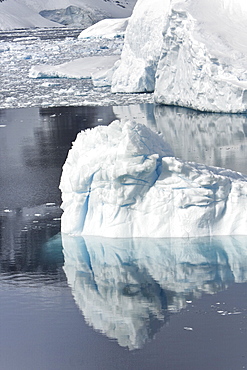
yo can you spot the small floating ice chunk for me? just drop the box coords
[184,327,193,331]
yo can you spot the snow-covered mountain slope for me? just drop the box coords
[112,0,247,113]
[0,0,59,29]
[62,234,247,349]
[60,120,247,238]
[17,0,136,17]
[39,6,108,28]
[0,0,136,30]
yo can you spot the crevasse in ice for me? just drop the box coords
[60,120,247,237]
[112,0,247,112]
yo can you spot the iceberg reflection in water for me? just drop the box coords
[62,234,247,350]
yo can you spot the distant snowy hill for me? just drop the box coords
[0,0,136,30]
[0,0,59,29]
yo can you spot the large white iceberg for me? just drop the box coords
[112,0,247,112]
[60,120,247,238]
[155,0,247,112]
[62,234,247,349]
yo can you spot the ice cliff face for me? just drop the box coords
[111,0,170,93]
[112,0,247,112]
[60,120,247,238]
[155,0,247,112]
[62,234,247,349]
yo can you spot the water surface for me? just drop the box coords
[0,104,247,370]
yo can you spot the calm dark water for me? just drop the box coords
[0,104,247,370]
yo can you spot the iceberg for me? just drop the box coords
[112,0,247,112]
[78,18,129,39]
[29,55,119,80]
[111,0,170,93]
[60,120,247,238]
[155,0,247,112]
[62,234,247,349]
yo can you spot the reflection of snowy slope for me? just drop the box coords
[62,234,247,349]
[60,120,247,238]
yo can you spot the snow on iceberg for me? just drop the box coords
[60,120,247,238]
[62,234,247,349]
[78,18,129,39]
[29,55,119,80]
[112,0,247,112]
